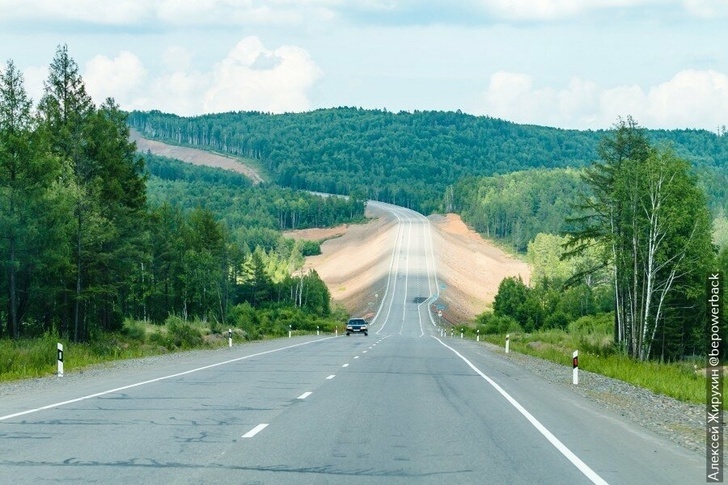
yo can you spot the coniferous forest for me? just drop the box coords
[128,107,728,215]
[0,46,365,344]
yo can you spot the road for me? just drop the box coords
[0,202,704,484]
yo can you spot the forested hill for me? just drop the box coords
[128,108,728,213]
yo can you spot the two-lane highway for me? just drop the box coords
[0,202,704,484]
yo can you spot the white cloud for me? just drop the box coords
[481,72,599,127]
[203,37,323,113]
[644,70,728,128]
[84,51,147,106]
[0,0,153,25]
[339,0,669,22]
[480,69,728,130]
[0,0,721,30]
[682,0,728,18]
[0,0,337,28]
[70,37,322,116]
[147,70,210,115]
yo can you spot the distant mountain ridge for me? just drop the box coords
[127,108,728,213]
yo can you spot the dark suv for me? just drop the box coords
[346,318,368,336]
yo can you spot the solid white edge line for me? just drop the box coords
[433,337,609,485]
[242,423,269,438]
[0,336,335,422]
[298,392,313,400]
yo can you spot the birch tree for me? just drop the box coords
[568,118,713,360]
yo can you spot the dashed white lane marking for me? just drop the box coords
[354,356,360,359]
[326,375,336,380]
[342,364,349,368]
[242,423,269,438]
[297,392,313,400]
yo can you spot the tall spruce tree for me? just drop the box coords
[37,45,147,340]
[37,45,96,341]
[0,61,51,338]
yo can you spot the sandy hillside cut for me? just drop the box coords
[429,213,530,323]
[287,207,531,323]
[130,129,264,184]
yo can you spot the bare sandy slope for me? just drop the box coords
[130,129,265,184]
[429,213,530,323]
[286,207,531,323]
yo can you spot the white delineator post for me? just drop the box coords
[289,325,292,339]
[477,329,480,342]
[505,334,510,354]
[572,350,579,385]
[228,329,232,348]
[57,343,64,377]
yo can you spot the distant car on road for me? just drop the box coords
[346,318,368,336]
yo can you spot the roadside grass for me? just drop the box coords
[0,330,163,382]
[0,312,344,383]
[480,328,711,407]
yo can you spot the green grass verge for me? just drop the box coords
[0,315,342,383]
[481,330,715,407]
[0,331,168,382]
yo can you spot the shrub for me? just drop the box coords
[299,239,321,256]
[122,319,147,343]
[543,311,570,330]
[165,316,204,349]
[568,313,613,336]
[478,313,522,334]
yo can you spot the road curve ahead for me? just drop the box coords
[0,202,703,484]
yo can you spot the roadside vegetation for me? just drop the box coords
[448,314,709,406]
[0,46,364,353]
[477,327,707,406]
[0,306,348,382]
[467,120,728,406]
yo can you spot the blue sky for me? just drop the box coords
[1,0,727,130]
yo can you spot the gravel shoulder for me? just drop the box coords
[479,340,706,456]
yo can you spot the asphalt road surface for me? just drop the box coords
[0,202,704,484]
